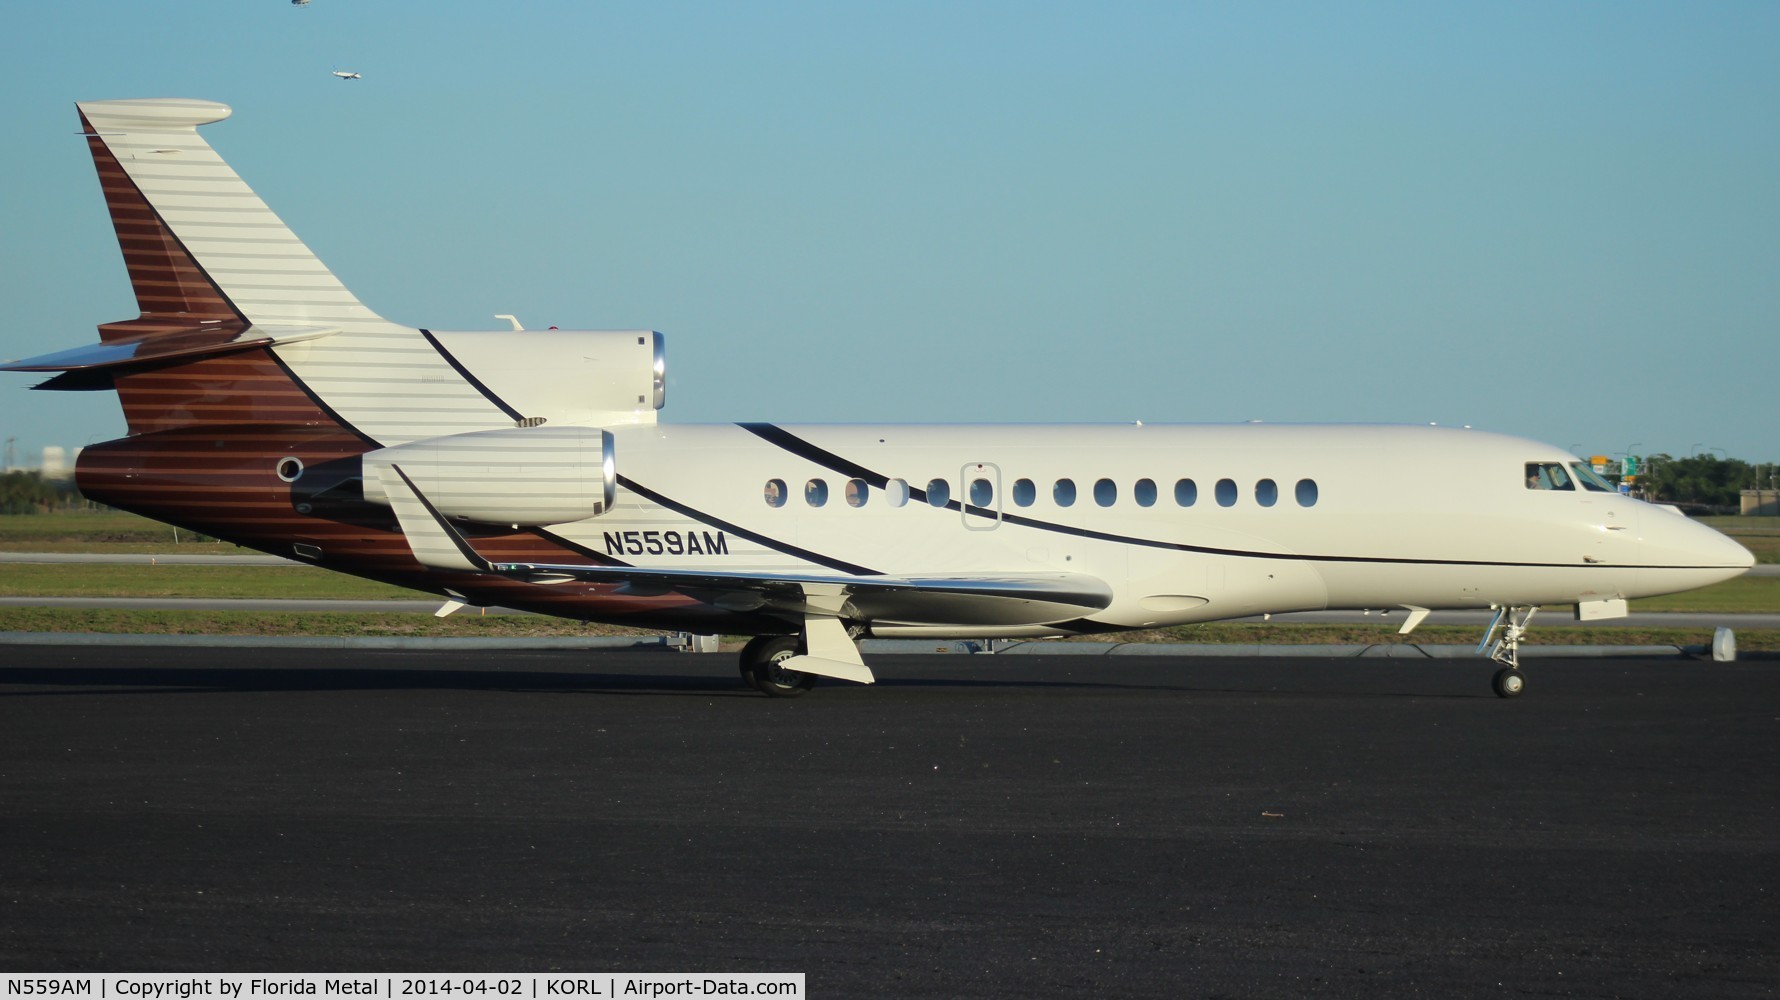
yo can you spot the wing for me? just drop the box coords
[486,564,1112,628]
[377,463,1114,630]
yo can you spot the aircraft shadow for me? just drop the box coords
[0,663,1482,700]
[0,665,759,698]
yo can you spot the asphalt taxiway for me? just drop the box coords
[2,646,1775,997]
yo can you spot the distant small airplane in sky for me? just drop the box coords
[292,0,311,6]
[331,70,362,81]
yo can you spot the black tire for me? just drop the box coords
[1492,667,1526,699]
[739,634,815,697]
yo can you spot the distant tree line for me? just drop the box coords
[0,469,82,512]
[1633,454,1776,510]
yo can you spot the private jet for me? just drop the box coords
[1,99,1754,697]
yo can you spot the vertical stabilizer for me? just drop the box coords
[67,99,532,445]
[11,99,561,446]
[78,98,382,330]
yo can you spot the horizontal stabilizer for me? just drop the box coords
[1,325,339,373]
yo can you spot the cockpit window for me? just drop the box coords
[1569,462,1615,492]
[1525,462,1574,491]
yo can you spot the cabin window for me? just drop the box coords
[969,478,993,507]
[1295,478,1318,507]
[926,478,951,507]
[1054,478,1077,507]
[1134,478,1157,507]
[1012,478,1036,507]
[886,478,910,507]
[1255,479,1278,507]
[1215,478,1238,507]
[845,478,869,508]
[1525,463,1574,491]
[1175,478,1197,507]
[805,479,829,506]
[764,478,787,507]
[1094,478,1117,507]
[1570,463,1616,493]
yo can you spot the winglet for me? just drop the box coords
[376,464,490,572]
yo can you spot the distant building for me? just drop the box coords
[41,446,68,480]
[0,445,79,479]
[1743,489,1779,516]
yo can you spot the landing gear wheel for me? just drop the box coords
[739,635,816,698]
[1492,667,1526,699]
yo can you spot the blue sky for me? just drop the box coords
[2,2,1776,470]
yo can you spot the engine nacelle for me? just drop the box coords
[426,330,665,425]
[361,426,615,526]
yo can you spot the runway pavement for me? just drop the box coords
[2,645,1775,996]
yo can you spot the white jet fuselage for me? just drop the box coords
[548,421,1747,635]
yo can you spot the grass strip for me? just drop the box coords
[0,564,428,600]
[1627,575,1780,612]
[0,607,650,638]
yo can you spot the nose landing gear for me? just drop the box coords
[1480,605,1536,698]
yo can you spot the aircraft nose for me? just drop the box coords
[1635,507,1756,597]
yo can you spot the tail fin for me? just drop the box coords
[5,99,544,445]
[80,101,244,342]
[77,98,382,331]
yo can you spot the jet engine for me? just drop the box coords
[360,426,615,527]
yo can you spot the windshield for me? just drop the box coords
[1525,462,1574,491]
[1569,462,1616,493]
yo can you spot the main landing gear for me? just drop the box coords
[1480,605,1537,699]
[738,634,818,698]
[737,619,877,697]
